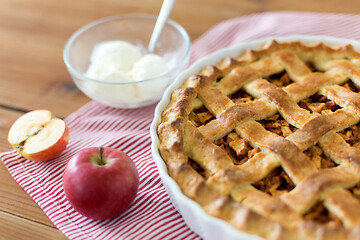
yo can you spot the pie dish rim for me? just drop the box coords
[150,35,360,240]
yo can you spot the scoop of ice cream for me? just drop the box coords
[97,70,132,83]
[89,40,142,72]
[131,54,169,81]
[85,60,117,80]
[84,40,169,105]
[85,70,139,103]
[131,54,169,99]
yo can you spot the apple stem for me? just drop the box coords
[99,146,105,166]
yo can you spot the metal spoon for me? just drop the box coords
[148,0,177,53]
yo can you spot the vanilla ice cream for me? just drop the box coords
[132,54,169,81]
[89,41,142,72]
[84,40,169,105]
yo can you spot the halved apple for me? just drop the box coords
[8,110,69,161]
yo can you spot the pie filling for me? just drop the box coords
[189,107,215,127]
[299,93,340,114]
[189,158,208,178]
[260,114,297,137]
[342,80,360,93]
[229,89,255,104]
[349,182,360,201]
[265,71,293,88]
[252,167,295,196]
[304,202,343,227]
[338,80,360,148]
[304,145,337,169]
[214,132,257,166]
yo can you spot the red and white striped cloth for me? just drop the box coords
[2,12,360,240]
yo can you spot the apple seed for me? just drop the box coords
[16,140,26,151]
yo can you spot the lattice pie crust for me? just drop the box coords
[157,40,360,240]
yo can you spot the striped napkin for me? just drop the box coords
[2,12,360,240]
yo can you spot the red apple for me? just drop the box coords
[62,146,139,220]
[8,109,69,161]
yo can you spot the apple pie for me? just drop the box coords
[157,40,360,239]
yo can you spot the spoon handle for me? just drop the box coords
[148,0,177,53]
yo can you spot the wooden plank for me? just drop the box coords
[0,161,56,228]
[0,108,21,153]
[0,210,67,240]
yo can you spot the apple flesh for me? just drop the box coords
[62,146,139,220]
[8,110,69,161]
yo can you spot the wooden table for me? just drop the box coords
[1,0,359,239]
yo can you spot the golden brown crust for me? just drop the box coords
[157,40,360,240]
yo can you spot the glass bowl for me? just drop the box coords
[63,14,191,109]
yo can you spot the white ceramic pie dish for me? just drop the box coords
[150,35,360,240]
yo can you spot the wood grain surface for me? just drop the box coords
[1,0,359,239]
